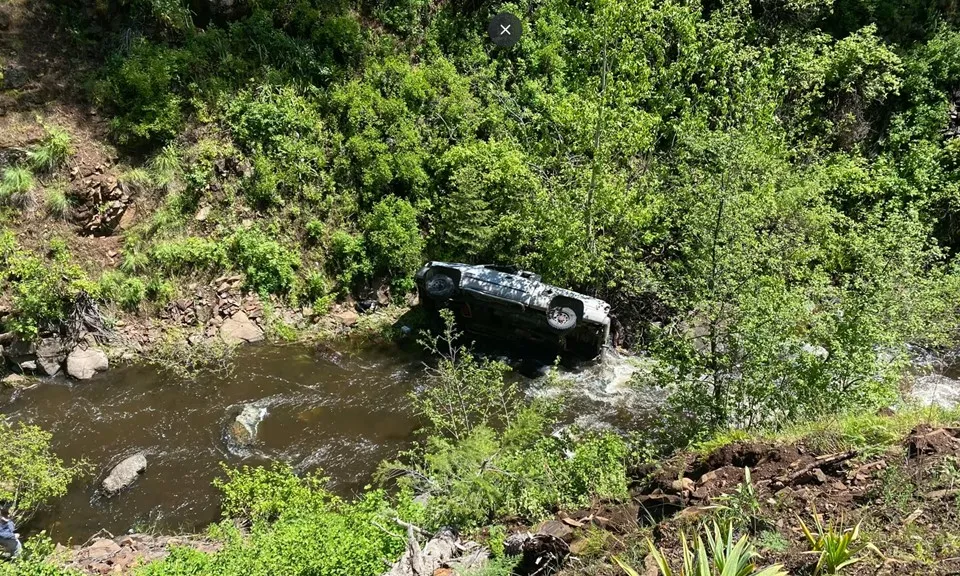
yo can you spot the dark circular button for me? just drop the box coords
[488,12,522,48]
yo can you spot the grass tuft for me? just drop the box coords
[44,184,70,219]
[0,167,36,208]
[28,125,73,173]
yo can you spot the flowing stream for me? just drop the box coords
[0,341,653,544]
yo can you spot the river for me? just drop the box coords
[1,339,652,544]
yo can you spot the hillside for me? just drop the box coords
[2,0,960,574]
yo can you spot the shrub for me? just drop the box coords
[383,313,628,528]
[228,228,300,295]
[150,237,228,273]
[98,271,146,312]
[298,270,334,311]
[146,277,177,305]
[364,195,422,293]
[328,230,372,293]
[0,241,88,338]
[0,534,82,576]
[137,465,423,576]
[0,421,86,523]
[96,40,185,146]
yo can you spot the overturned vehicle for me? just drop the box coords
[415,262,611,360]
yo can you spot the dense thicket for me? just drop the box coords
[28,0,959,437]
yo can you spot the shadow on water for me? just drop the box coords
[2,328,660,544]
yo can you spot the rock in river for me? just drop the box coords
[102,453,147,495]
[227,404,267,447]
[66,347,109,380]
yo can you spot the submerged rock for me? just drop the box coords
[227,404,267,447]
[102,453,148,495]
[66,347,109,380]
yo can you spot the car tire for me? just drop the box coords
[425,273,456,299]
[547,306,577,332]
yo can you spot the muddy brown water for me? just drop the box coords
[2,343,425,543]
[1,339,653,544]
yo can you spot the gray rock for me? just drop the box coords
[219,311,264,345]
[66,347,109,380]
[102,453,147,494]
[36,337,67,376]
[227,404,266,447]
[19,360,37,372]
[3,337,35,362]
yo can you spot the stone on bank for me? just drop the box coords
[67,346,109,380]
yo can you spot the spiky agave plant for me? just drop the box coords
[798,513,878,575]
[614,522,787,576]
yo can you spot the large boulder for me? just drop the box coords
[102,453,147,495]
[227,404,266,447]
[219,311,264,346]
[36,336,67,376]
[66,347,109,380]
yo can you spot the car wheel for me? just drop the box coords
[425,273,456,299]
[547,306,577,332]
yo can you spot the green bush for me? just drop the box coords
[138,465,424,576]
[150,237,228,273]
[0,232,90,337]
[98,271,147,312]
[328,230,372,293]
[228,228,300,295]
[384,314,628,528]
[364,195,422,293]
[0,534,82,576]
[0,421,86,523]
[96,40,185,146]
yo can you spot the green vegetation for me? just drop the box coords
[0,421,86,523]
[799,514,874,575]
[5,0,960,572]
[632,522,788,576]
[30,0,957,445]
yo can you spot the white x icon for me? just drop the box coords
[500,24,512,36]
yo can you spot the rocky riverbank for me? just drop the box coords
[57,533,220,575]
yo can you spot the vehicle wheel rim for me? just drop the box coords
[550,309,569,324]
